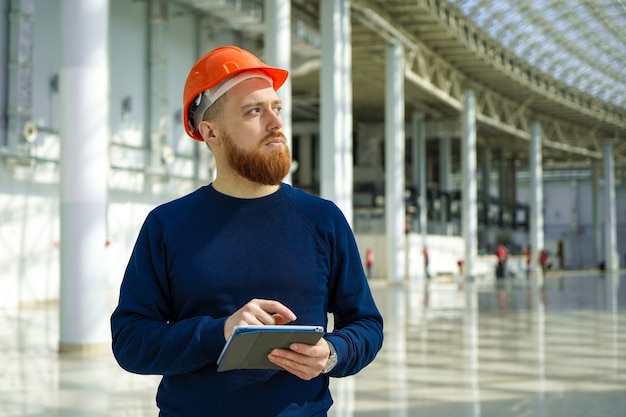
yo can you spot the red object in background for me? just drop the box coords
[366,248,374,268]
[365,248,375,279]
[495,244,508,261]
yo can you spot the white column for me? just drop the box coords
[265,0,292,184]
[385,40,406,283]
[604,142,619,271]
[461,91,477,281]
[530,122,544,278]
[340,0,353,224]
[592,162,602,267]
[320,0,353,224]
[59,0,110,353]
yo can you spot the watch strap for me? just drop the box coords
[321,339,338,374]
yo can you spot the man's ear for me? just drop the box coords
[198,121,220,147]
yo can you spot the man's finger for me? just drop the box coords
[255,299,297,321]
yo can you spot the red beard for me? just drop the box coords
[222,131,291,185]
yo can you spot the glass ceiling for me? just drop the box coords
[447,0,626,109]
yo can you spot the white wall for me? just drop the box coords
[0,0,225,308]
[517,173,626,269]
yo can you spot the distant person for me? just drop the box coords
[539,249,551,273]
[495,244,508,279]
[365,247,374,279]
[423,245,430,278]
[110,45,384,417]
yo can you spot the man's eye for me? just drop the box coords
[274,106,282,114]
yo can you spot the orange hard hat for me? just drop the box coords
[183,45,289,141]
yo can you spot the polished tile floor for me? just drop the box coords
[1,272,625,416]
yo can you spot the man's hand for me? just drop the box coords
[224,299,296,341]
[267,337,331,380]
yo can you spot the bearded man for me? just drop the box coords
[111,46,383,417]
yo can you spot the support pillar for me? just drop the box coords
[265,0,292,184]
[592,162,602,267]
[385,40,405,283]
[59,0,110,353]
[461,90,477,281]
[530,122,544,279]
[320,0,353,224]
[604,142,619,271]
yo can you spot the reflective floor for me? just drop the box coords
[1,272,625,417]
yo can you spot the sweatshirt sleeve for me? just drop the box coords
[110,214,226,376]
[322,206,384,377]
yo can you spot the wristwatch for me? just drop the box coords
[321,339,338,374]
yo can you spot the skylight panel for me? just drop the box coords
[448,0,626,108]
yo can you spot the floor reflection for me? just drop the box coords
[1,272,624,417]
[337,272,625,417]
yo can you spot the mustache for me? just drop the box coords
[265,131,287,144]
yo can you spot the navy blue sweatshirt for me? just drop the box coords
[111,184,383,417]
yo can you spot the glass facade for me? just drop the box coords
[448,0,626,108]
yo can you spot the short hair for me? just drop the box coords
[203,94,225,123]
[200,94,226,150]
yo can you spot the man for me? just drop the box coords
[111,45,384,417]
[495,244,508,279]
